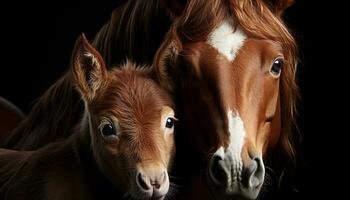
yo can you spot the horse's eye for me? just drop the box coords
[270,58,283,77]
[99,121,117,137]
[165,118,175,129]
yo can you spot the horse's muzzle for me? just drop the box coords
[208,150,265,200]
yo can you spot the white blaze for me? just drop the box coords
[208,19,248,181]
[207,19,247,62]
[211,109,247,184]
[227,110,246,164]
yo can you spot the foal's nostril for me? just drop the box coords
[152,171,166,189]
[160,171,166,184]
[137,173,151,191]
[152,182,161,189]
[209,155,228,186]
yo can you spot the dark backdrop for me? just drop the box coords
[0,0,346,199]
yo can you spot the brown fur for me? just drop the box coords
[228,0,298,160]
[1,0,297,198]
[154,0,298,198]
[1,0,178,150]
[0,35,175,200]
[92,0,175,67]
[157,0,297,162]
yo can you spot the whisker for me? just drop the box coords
[169,175,181,180]
[170,182,183,189]
[165,182,181,200]
[121,192,132,200]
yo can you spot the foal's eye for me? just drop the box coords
[102,123,115,136]
[165,118,175,129]
[99,120,117,137]
[270,58,284,77]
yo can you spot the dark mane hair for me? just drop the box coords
[1,0,174,150]
[93,0,173,66]
[1,74,82,150]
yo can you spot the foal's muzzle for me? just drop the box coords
[208,150,265,199]
[135,167,169,200]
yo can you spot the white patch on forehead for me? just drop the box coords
[207,19,247,62]
[227,110,246,159]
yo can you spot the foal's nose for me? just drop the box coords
[208,150,265,199]
[136,168,169,199]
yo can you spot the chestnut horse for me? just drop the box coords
[0,35,176,200]
[1,0,298,199]
[154,0,298,199]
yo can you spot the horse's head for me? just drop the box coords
[72,35,176,200]
[155,0,297,199]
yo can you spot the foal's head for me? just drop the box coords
[72,35,176,199]
[155,0,297,199]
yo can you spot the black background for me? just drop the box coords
[0,0,347,199]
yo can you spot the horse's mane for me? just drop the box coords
[1,0,173,150]
[93,0,172,67]
[1,73,83,150]
[172,0,298,161]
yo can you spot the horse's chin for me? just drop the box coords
[206,171,258,200]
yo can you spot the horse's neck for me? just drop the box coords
[1,73,84,150]
[92,0,172,67]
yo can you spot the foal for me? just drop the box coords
[0,35,176,200]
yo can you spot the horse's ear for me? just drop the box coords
[72,34,107,102]
[153,30,182,93]
[265,0,294,16]
[160,0,187,16]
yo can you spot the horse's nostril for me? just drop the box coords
[209,155,228,186]
[245,157,265,189]
[137,173,151,191]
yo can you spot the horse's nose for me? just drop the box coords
[244,157,264,190]
[136,169,169,199]
[208,149,264,199]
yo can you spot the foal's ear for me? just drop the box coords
[264,0,294,16]
[160,0,187,17]
[72,34,107,102]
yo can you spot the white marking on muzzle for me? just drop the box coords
[227,110,246,171]
[212,110,247,183]
[207,19,247,62]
